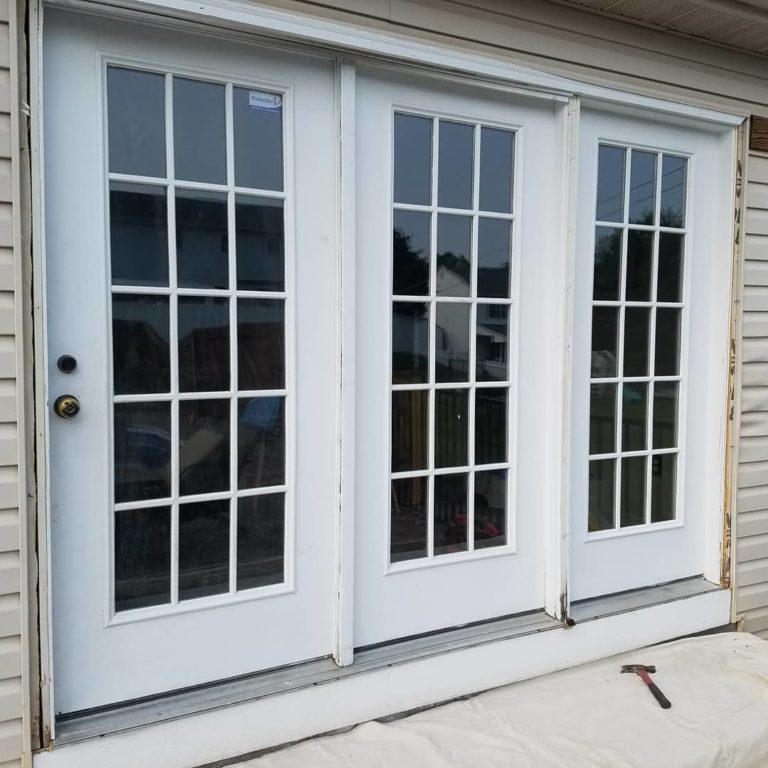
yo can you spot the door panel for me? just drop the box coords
[45,11,338,713]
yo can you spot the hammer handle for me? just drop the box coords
[638,668,672,709]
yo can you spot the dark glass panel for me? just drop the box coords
[589,383,616,455]
[434,473,468,556]
[236,196,285,292]
[178,399,230,496]
[393,209,430,296]
[238,396,285,488]
[237,493,285,589]
[238,298,285,390]
[436,214,471,297]
[474,469,507,549]
[173,77,226,184]
[591,307,618,378]
[435,303,470,383]
[651,453,677,522]
[588,459,615,532]
[622,382,648,452]
[176,189,229,289]
[178,296,230,392]
[114,403,171,504]
[628,150,657,225]
[626,230,653,302]
[658,233,684,303]
[110,182,168,287]
[596,145,625,223]
[653,381,679,449]
[620,455,647,527]
[476,304,509,382]
[593,227,622,301]
[475,387,507,465]
[390,477,428,563]
[233,86,283,191]
[435,389,468,468]
[392,301,429,384]
[178,499,230,601]
[660,155,687,228]
[107,67,166,178]
[623,307,650,377]
[112,295,170,395]
[438,120,474,210]
[394,113,432,206]
[477,218,511,298]
[654,308,681,376]
[479,127,514,214]
[114,506,170,612]
[392,390,428,472]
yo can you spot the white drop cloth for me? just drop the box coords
[244,633,768,768]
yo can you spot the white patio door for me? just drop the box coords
[44,13,338,713]
[353,70,562,646]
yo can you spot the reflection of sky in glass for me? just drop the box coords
[596,145,625,222]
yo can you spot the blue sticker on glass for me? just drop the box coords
[249,91,282,112]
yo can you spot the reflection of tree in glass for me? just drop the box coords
[594,228,621,297]
[393,227,428,294]
[659,209,683,229]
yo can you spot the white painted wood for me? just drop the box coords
[43,12,340,712]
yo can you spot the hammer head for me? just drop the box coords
[621,664,656,674]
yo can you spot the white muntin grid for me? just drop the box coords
[389,110,516,564]
[588,143,688,535]
[105,65,295,619]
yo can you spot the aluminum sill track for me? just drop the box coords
[54,576,719,744]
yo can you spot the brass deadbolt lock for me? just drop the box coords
[53,395,80,419]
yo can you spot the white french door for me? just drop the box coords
[44,13,339,713]
[353,70,563,646]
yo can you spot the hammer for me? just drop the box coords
[621,664,672,709]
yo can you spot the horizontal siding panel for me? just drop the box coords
[0,425,18,469]
[0,555,19,599]
[741,607,768,633]
[0,595,20,639]
[0,512,18,556]
[749,156,768,185]
[0,638,21,683]
[737,436,768,463]
[737,488,768,516]
[742,313,768,339]
[736,582,768,611]
[0,680,21,726]
[744,259,768,287]
[742,363,768,387]
[752,628,768,640]
[742,337,768,363]
[740,387,768,414]
[0,719,22,764]
[746,209,768,237]
[736,533,768,563]
[741,410,768,436]
[0,384,17,425]
[737,558,768,587]
[742,286,768,312]
[744,234,768,262]
[738,461,768,488]
[746,182,768,211]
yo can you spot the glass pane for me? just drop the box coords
[112,295,170,395]
[653,381,679,449]
[114,402,171,503]
[114,506,170,612]
[593,227,622,301]
[589,383,616,455]
[393,209,430,296]
[238,298,285,390]
[179,399,230,496]
[475,387,507,465]
[655,308,681,376]
[179,499,229,601]
[591,307,618,378]
[176,189,229,289]
[392,302,429,384]
[435,303,470,383]
[596,145,625,223]
[173,77,226,184]
[435,389,468,468]
[238,396,285,488]
[474,469,507,549]
[624,307,650,377]
[660,155,687,228]
[622,382,648,452]
[476,304,509,382]
[391,390,428,472]
[237,493,285,589]
[436,214,471,297]
[620,455,646,527]
[178,296,230,392]
[588,459,615,532]
[651,453,677,522]
[628,150,657,225]
[390,477,428,563]
[236,196,285,292]
[626,230,653,301]
[394,113,432,206]
[438,120,474,210]
[233,86,283,191]
[479,127,514,213]
[110,182,168,287]
[658,233,684,303]
[107,67,166,178]
[478,218,511,298]
[434,473,468,556]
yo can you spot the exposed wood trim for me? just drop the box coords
[749,116,768,153]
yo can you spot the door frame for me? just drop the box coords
[25,0,742,750]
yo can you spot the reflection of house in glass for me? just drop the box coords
[476,304,508,381]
